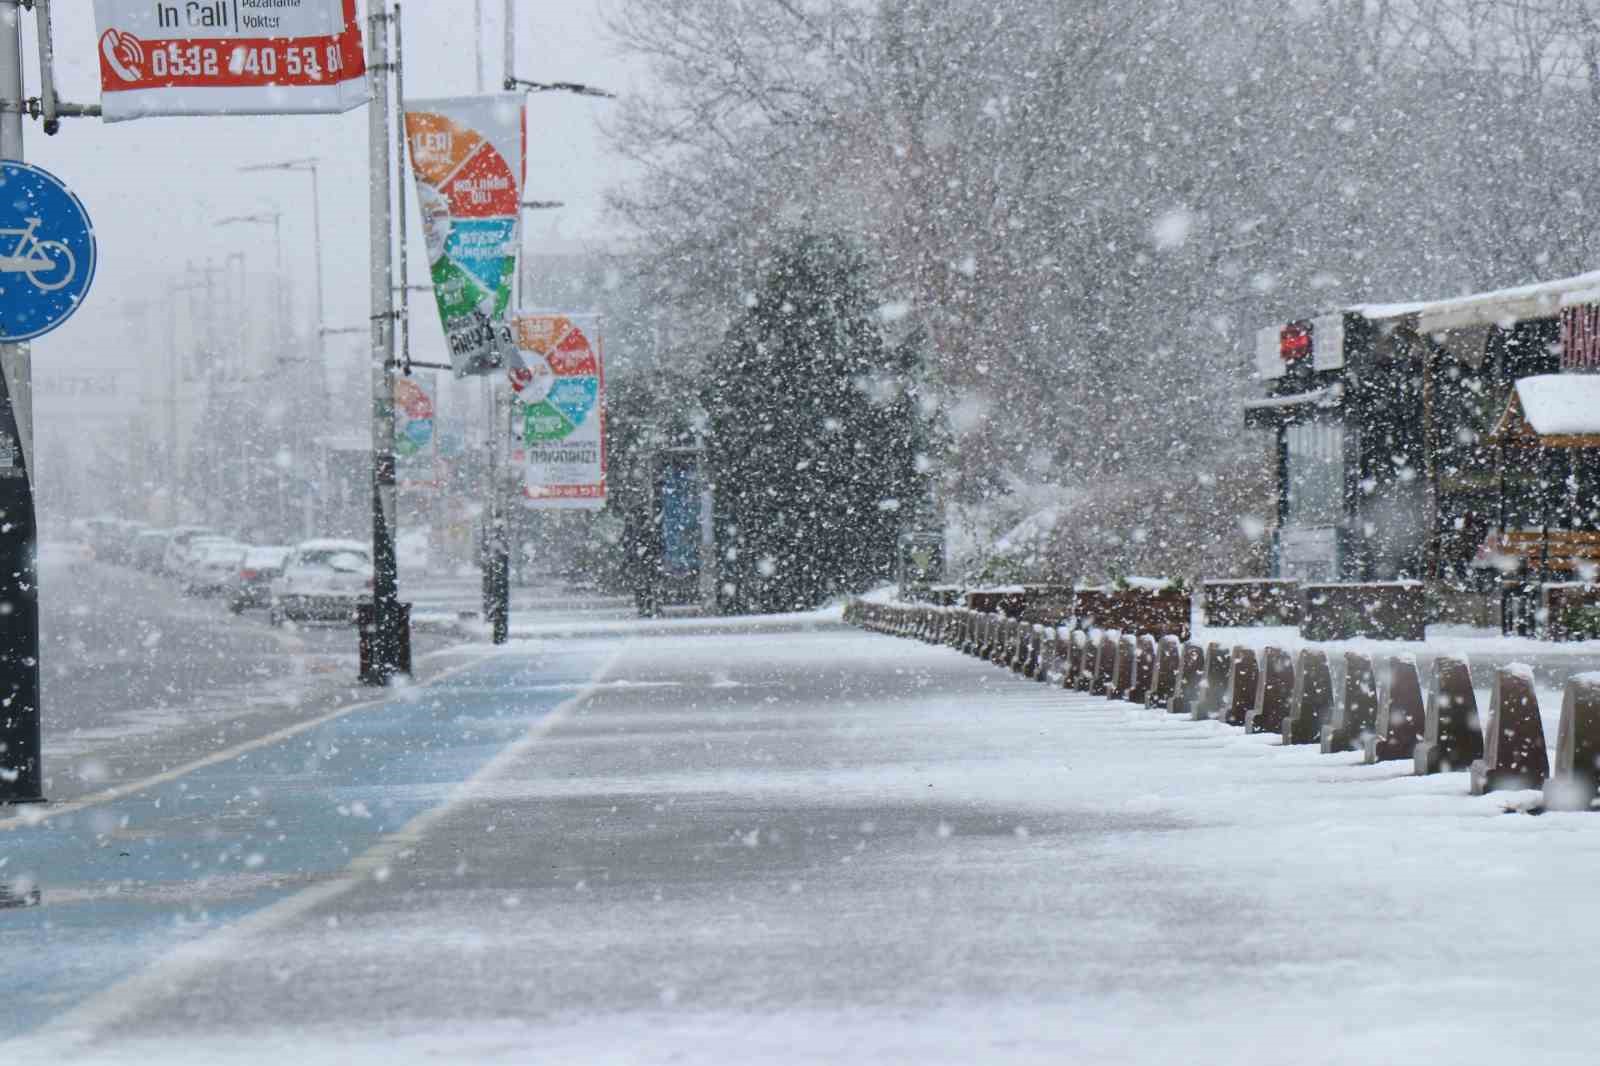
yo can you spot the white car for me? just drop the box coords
[183,540,248,597]
[269,539,375,626]
[160,526,220,576]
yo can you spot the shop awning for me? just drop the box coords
[1242,384,1342,428]
[1489,374,1600,447]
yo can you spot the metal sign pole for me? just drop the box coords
[367,0,410,682]
[0,0,40,804]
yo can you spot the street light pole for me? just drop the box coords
[215,210,289,385]
[0,0,40,807]
[366,0,409,682]
[482,0,610,642]
[238,158,328,538]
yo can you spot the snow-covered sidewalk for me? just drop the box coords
[10,618,1600,1063]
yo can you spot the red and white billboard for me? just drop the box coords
[93,0,368,121]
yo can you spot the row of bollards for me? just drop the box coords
[844,600,1600,812]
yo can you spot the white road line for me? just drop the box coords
[8,642,624,1054]
[0,649,493,833]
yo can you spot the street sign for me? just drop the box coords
[92,0,368,121]
[0,163,96,342]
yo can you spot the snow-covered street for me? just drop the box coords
[8,614,1600,1064]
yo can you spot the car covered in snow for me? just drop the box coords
[227,545,294,613]
[182,540,249,597]
[269,539,374,626]
[160,526,221,576]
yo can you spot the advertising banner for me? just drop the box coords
[509,313,605,509]
[393,374,439,490]
[403,94,525,378]
[92,0,368,121]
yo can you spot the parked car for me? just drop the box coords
[269,539,374,626]
[228,545,293,613]
[160,526,220,575]
[183,540,248,597]
[130,528,172,572]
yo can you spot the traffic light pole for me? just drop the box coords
[366,0,411,683]
[0,1,41,805]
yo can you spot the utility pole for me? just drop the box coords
[366,0,410,681]
[0,0,40,804]
[238,158,328,538]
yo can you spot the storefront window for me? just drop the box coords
[1286,422,1344,526]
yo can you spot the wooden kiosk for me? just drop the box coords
[1485,373,1600,634]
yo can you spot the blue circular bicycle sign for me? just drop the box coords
[0,163,95,342]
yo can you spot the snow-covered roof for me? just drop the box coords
[1513,374,1600,436]
[1413,270,1600,334]
[1289,268,1600,336]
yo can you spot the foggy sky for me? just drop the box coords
[24,2,638,389]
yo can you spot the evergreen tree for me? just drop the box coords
[703,233,926,613]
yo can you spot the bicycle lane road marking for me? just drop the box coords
[0,644,482,835]
[0,640,622,1046]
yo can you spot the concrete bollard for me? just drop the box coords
[1323,652,1379,754]
[1414,655,1483,776]
[1196,641,1230,720]
[985,616,1001,663]
[1148,635,1180,709]
[1107,634,1137,699]
[976,614,993,660]
[1010,620,1028,672]
[1035,629,1058,682]
[1172,641,1206,716]
[1246,645,1294,736]
[1543,673,1600,811]
[1004,619,1022,670]
[1222,646,1259,728]
[1470,665,1549,795]
[1093,631,1121,696]
[1127,634,1157,705]
[1364,656,1425,764]
[1019,624,1038,677]
[1064,629,1087,690]
[1281,649,1333,745]
[1074,630,1098,692]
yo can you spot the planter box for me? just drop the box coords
[1201,579,1301,627]
[1020,584,1075,626]
[1300,581,1426,642]
[1073,585,1191,641]
[1543,584,1600,642]
[966,587,1026,618]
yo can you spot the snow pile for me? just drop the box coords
[1514,375,1600,436]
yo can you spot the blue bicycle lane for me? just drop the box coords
[0,643,614,1039]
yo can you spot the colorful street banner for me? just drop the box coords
[93,0,368,121]
[509,313,605,509]
[394,374,439,490]
[404,94,526,378]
